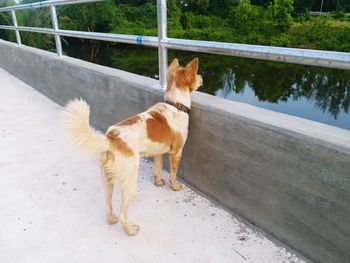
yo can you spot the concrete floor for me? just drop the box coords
[0,67,307,263]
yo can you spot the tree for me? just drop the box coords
[59,2,117,32]
[268,0,294,32]
[231,0,264,35]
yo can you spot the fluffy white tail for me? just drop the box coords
[62,98,108,154]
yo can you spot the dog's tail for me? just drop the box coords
[62,98,109,154]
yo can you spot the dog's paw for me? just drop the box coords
[154,178,165,187]
[106,214,118,225]
[171,181,183,191]
[126,224,140,236]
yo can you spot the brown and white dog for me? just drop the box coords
[62,58,202,236]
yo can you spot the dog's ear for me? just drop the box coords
[185,58,199,75]
[169,58,180,70]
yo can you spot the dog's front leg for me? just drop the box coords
[169,150,183,191]
[154,155,165,186]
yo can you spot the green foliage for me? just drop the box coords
[170,27,230,42]
[231,0,264,35]
[109,3,157,35]
[16,13,54,51]
[269,33,290,46]
[1,0,350,52]
[0,0,17,42]
[180,0,209,15]
[229,0,274,44]
[59,2,117,32]
[208,0,239,18]
[10,0,55,50]
[289,18,350,51]
[268,0,294,31]
[0,13,13,41]
[331,10,346,20]
[336,27,350,51]
[180,12,225,30]
[167,0,182,30]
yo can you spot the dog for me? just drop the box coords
[62,58,202,236]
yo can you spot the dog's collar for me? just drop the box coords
[165,100,190,114]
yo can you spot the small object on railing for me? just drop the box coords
[136,36,143,45]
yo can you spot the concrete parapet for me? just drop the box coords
[1,40,349,263]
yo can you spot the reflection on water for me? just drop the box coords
[64,42,350,130]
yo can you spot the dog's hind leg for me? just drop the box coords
[154,155,165,186]
[99,151,118,225]
[119,176,139,236]
[118,158,140,236]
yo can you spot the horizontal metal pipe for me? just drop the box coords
[56,29,158,46]
[0,25,14,30]
[0,25,54,34]
[0,0,106,12]
[163,38,350,70]
[1,24,349,70]
[0,25,158,46]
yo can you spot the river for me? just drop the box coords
[64,42,350,130]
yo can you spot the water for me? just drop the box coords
[64,41,350,130]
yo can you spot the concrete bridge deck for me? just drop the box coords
[0,67,307,263]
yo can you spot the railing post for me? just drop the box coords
[157,0,168,89]
[10,10,21,46]
[50,5,62,57]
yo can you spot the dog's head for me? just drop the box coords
[166,58,202,93]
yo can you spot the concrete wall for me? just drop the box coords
[1,40,349,263]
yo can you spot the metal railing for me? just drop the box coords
[0,0,350,89]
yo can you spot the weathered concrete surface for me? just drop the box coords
[0,68,308,263]
[1,39,350,263]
